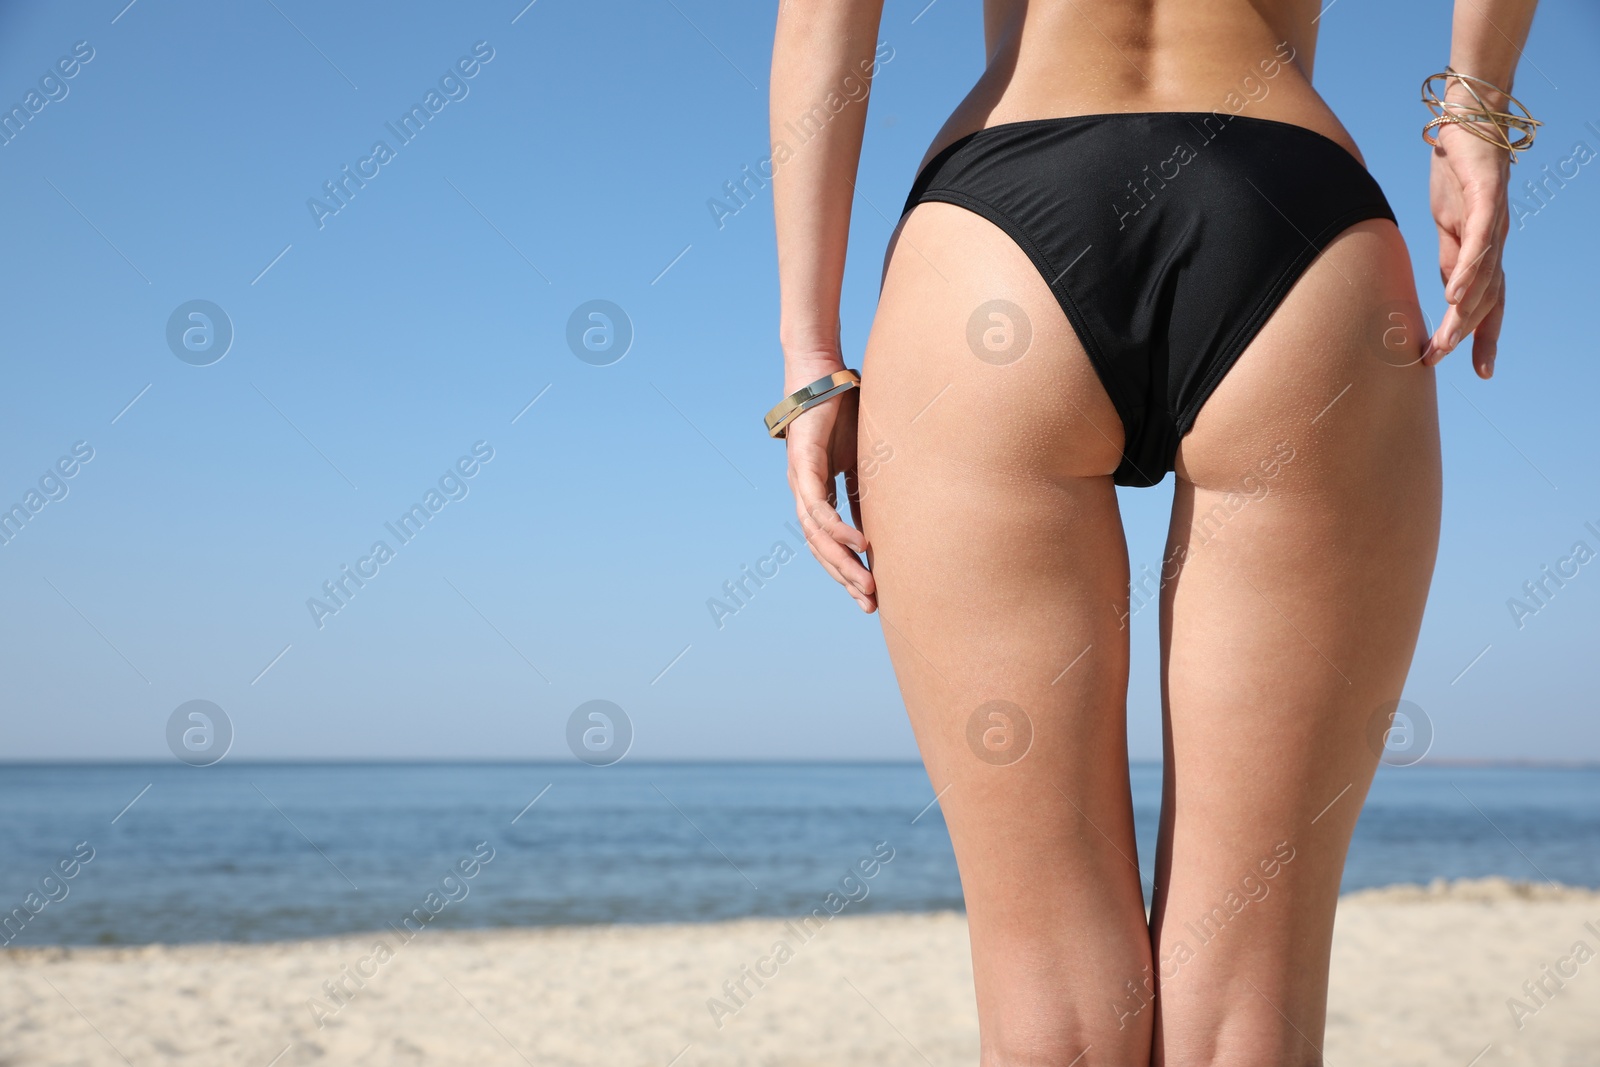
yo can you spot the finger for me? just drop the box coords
[797,493,875,593]
[799,533,876,611]
[1472,271,1506,380]
[1455,201,1505,316]
[1423,303,1461,366]
[789,506,858,597]
[837,397,866,537]
[790,465,874,593]
[842,467,867,550]
[793,465,867,555]
[1436,221,1461,289]
[835,404,872,594]
[1445,194,1499,306]
[784,410,868,553]
[1423,228,1463,365]
[1426,238,1503,367]
[1425,292,1491,368]
[1450,247,1504,347]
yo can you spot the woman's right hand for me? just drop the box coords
[783,361,876,613]
[1421,114,1514,378]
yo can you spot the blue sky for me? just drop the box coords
[0,0,1595,762]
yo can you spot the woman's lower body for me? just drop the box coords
[857,113,1442,1066]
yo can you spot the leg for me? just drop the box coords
[1151,220,1442,1065]
[859,201,1152,1065]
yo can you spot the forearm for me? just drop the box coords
[770,0,886,391]
[1448,0,1538,103]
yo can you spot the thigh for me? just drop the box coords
[1154,219,1442,1065]
[859,201,1151,1063]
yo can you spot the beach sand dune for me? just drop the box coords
[3,878,1597,1066]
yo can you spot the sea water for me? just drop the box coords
[0,761,1594,946]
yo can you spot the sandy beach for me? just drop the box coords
[4,878,1598,1066]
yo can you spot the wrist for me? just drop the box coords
[1442,63,1514,110]
[783,351,848,393]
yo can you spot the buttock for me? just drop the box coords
[898,111,1396,487]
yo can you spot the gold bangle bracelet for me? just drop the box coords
[763,369,861,439]
[1421,67,1541,160]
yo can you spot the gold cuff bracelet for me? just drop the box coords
[764,369,861,439]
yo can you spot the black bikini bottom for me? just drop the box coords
[899,111,1397,487]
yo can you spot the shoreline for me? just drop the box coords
[5,876,1597,958]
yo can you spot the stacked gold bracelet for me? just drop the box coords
[1422,67,1541,161]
